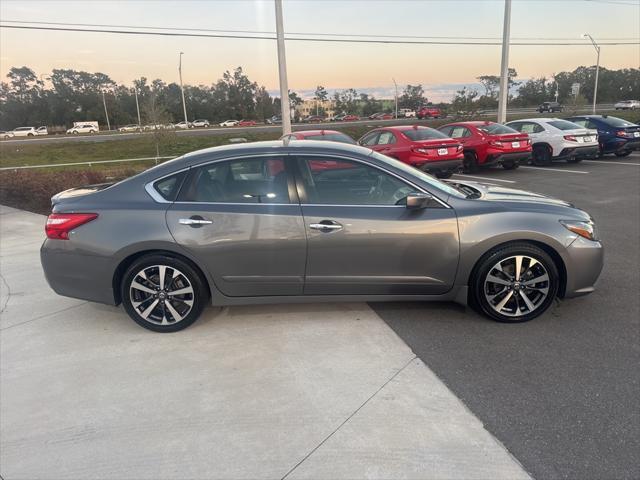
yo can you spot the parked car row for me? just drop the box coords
[280,114,640,178]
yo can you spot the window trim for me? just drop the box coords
[291,153,450,208]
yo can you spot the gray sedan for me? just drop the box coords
[41,141,604,332]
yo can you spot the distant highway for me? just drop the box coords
[0,104,624,147]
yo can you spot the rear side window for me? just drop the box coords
[402,127,448,141]
[447,126,471,139]
[153,171,187,201]
[548,120,583,131]
[180,157,289,204]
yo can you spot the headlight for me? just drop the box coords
[560,220,598,241]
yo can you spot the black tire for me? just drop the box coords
[27,133,34,137]
[463,151,479,173]
[595,145,604,159]
[502,160,519,170]
[434,169,454,179]
[532,145,552,166]
[470,243,559,323]
[121,254,209,332]
[615,150,632,158]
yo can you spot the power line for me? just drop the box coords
[1,24,638,46]
[1,19,637,42]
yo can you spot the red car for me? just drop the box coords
[280,129,356,144]
[237,120,257,127]
[369,112,393,120]
[358,125,463,178]
[437,121,532,171]
[342,114,360,122]
[416,106,443,119]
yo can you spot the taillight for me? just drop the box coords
[45,213,98,240]
[413,147,430,154]
[564,135,577,142]
[489,140,504,147]
[615,130,627,138]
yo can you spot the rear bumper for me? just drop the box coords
[562,236,604,298]
[40,241,117,305]
[413,158,463,173]
[484,151,532,166]
[556,145,599,160]
[609,138,640,152]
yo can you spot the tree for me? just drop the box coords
[513,77,552,106]
[399,84,426,111]
[451,87,479,115]
[359,93,381,117]
[313,85,328,115]
[333,88,358,114]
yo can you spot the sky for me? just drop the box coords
[1,0,639,101]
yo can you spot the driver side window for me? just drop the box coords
[297,157,419,206]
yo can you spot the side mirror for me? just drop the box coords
[406,192,433,210]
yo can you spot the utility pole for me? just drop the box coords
[134,88,142,130]
[178,52,188,124]
[497,0,511,124]
[392,78,398,119]
[275,0,292,135]
[101,90,111,131]
[582,34,600,114]
[553,73,559,102]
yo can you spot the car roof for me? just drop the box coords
[507,118,562,123]
[296,130,344,136]
[376,125,435,132]
[441,121,492,127]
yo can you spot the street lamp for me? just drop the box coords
[178,52,188,125]
[497,0,511,124]
[101,90,111,131]
[134,87,142,130]
[582,33,600,114]
[392,78,398,119]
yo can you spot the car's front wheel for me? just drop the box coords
[471,243,559,323]
[122,255,209,332]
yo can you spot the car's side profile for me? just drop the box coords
[41,141,603,332]
[506,118,599,165]
[66,124,98,135]
[565,115,640,158]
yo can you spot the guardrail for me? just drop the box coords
[0,156,176,171]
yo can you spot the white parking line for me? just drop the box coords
[520,166,590,174]
[583,160,640,166]
[452,174,516,184]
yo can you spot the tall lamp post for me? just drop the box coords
[497,0,511,124]
[275,0,292,135]
[134,87,142,130]
[101,90,111,131]
[582,33,600,114]
[392,78,398,119]
[178,52,188,125]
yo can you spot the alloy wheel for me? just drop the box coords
[483,255,550,318]
[129,265,194,325]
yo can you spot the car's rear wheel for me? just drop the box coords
[122,255,209,332]
[463,152,479,173]
[532,145,552,166]
[471,243,559,323]
[502,160,519,170]
[615,150,632,157]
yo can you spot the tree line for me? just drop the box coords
[1,64,638,130]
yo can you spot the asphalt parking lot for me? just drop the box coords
[373,152,640,480]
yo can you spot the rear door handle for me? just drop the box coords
[309,220,343,232]
[179,216,213,227]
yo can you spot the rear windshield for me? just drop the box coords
[305,133,356,144]
[402,127,448,141]
[602,116,635,128]
[477,123,518,135]
[548,120,582,131]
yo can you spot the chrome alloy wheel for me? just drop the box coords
[483,255,550,318]
[129,265,194,325]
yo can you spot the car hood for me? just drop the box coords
[447,180,576,208]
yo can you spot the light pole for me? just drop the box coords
[392,78,398,119]
[275,0,292,135]
[497,0,511,124]
[582,33,600,114]
[178,52,188,125]
[134,87,142,130]
[101,90,111,131]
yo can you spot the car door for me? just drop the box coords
[448,126,473,147]
[293,155,459,295]
[370,130,401,158]
[166,155,307,297]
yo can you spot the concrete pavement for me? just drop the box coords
[0,205,529,480]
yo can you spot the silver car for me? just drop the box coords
[41,141,604,332]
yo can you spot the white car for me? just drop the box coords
[614,100,640,110]
[1,131,15,139]
[118,124,141,132]
[173,121,192,129]
[506,118,599,165]
[400,108,416,118]
[11,126,47,137]
[67,124,98,135]
[220,120,239,127]
[191,119,210,128]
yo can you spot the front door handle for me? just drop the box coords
[179,216,213,227]
[309,220,343,232]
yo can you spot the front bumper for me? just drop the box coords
[562,236,604,298]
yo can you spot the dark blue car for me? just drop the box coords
[566,115,640,158]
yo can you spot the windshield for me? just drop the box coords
[603,116,636,127]
[478,123,518,135]
[548,120,583,131]
[369,151,464,198]
[402,127,448,141]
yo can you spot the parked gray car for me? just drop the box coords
[41,141,604,332]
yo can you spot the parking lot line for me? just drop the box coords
[452,174,516,184]
[520,166,590,174]
[582,160,640,166]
